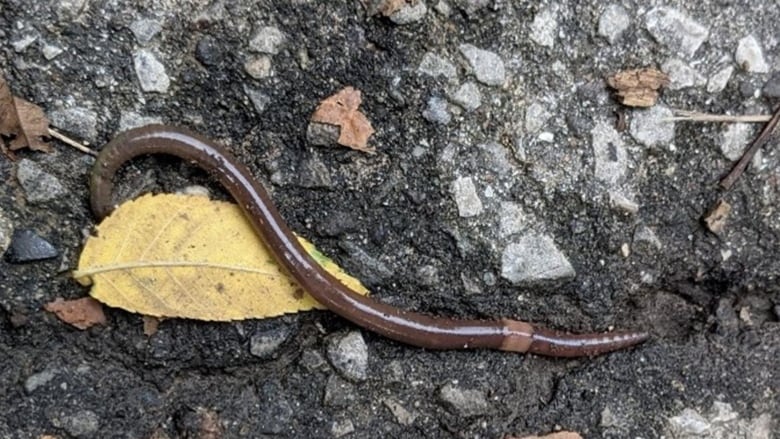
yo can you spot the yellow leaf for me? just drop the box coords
[74,193,368,321]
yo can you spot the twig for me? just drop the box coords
[720,104,780,190]
[48,127,97,156]
[666,110,773,123]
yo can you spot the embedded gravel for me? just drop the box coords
[1,1,778,438]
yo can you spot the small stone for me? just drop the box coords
[4,229,58,263]
[249,325,291,359]
[41,43,64,60]
[133,49,170,93]
[720,123,753,160]
[244,55,273,79]
[644,7,709,59]
[330,419,354,438]
[438,383,489,417]
[48,106,98,142]
[707,65,734,94]
[118,111,163,132]
[418,52,457,80]
[58,410,100,437]
[524,100,552,133]
[323,375,357,408]
[530,7,558,48]
[703,199,731,234]
[249,26,286,55]
[55,0,87,22]
[592,120,627,185]
[0,208,13,254]
[501,234,575,284]
[299,349,327,372]
[600,406,618,428]
[416,264,439,287]
[298,153,333,188]
[129,18,162,45]
[24,369,57,393]
[662,58,705,90]
[459,44,505,86]
[538,132,554,143]
[195,35,223,67]
[433,1,451,16]
[450,176,483,217]
[306,122,340,146]
[632,225,662,253]
[244,86,271,114]
[735,35,769,73]
[383,398,417,426]
[762,72,780,98]
[12,34,38,52]
[609,191,639,214]
[16,159,66,203]
[448,81,481,111]
[390,1,427,24]
[598,4,631,44]
[327,331,368,382]
[422,96,451,124]
[629,105,675,147]
[498,202,528,237]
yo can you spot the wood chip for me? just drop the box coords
[310,86,375,152]
[607,68,669,107]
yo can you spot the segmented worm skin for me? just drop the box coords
[90,125,648,357]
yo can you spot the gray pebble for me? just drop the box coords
[524,99,552,133]
[129,18,162,45]
[118,111,163,132]
[244,85,271,115]
[298,153,334,188]
[735,35,769,73]
[133,49,170,93]
[299,349,328,372]
[331,419,355,438]
[5,229,58,263]
[598,4,631,44]
[249,325,291,359]
[249,26,286,55]
[609,191,639,214]
[323,374,357,408]
[56,410,100,438]
[244,55,273,79]
[707,65,734,94]
[501,233,575,284]
[459,44,505,86]
[416,264,440,287]
[450,176,483,217]
[632,225,662,253]
[383,398,417,426]
[665,401,773,439]
[762,73,780,98]
[48,106,98,142]
[0,207,14,254]
[306,121,340,146]
[644,7,709,59]
[662,58,705,90]
[720,123,753,161]
[530,7,557,48]
[390,1,427,24]
[438,383,489,417]
[422,96,451,124]
[629,105,675,148]
[327,331,368,382]
[448,81,481,111]
[592,119,628,186]
[418,52,457,80]
[195,35,223,67]
[12,34,38,53]
[498,202,528,237]
[41,43,64,60]
[24,369,57,393]
[16,159,66,203]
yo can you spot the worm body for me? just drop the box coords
[90,125,648,357]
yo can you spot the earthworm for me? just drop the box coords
[90,125,648,357]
